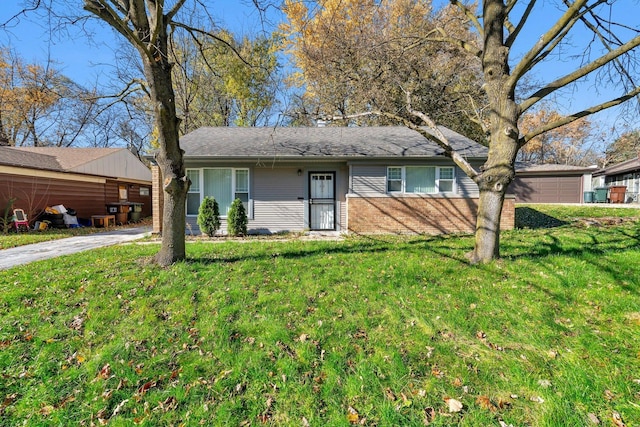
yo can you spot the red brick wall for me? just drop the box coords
[347,195,515,234]
[151,165,164,234]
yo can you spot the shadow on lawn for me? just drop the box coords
[183,220,640,294]
[508,225,640,296]
[186,238,395,265]
[515,207,568,229]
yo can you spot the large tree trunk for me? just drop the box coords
[468,0,519,263]
[82,0,190,266]
[141,45,189,266]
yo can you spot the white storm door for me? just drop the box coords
[309,172,336,230]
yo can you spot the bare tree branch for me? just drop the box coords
[403,91,480,180]
[449,0,483,37]
[170,21,252,67]
[565,0,640,93]
[509,0,595,87]
[166,0,186,22]
[83,0,150,55]
[427,28,483,57]
[519,33,640,113]
[505,0,536,48]
[520,85,640,145]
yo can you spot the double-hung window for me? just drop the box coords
[186,170,201,215]
[387,166,455,194]
[186,168,250,216]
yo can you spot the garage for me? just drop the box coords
[510,164,596,203]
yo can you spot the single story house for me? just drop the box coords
[151,126,515,235]
[511,162,597,204]
[0,146,153,223]
[593,156,640,203]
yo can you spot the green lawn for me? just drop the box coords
[1,208,640,426]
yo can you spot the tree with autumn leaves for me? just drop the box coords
[0,48,105,147]
[518,108,600,167]
[281,0,487,142]
[171,30,281,134]
[282,0,640,263]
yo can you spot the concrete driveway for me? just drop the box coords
[0,227,152,271]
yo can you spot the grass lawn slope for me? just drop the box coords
[1,206,639,426]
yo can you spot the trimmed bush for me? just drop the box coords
[197,196,220,236]
[227,198,247,236]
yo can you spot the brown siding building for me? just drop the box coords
[1,147,152,224]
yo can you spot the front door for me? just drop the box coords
[309,172,335,230]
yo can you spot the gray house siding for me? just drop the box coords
[185,163,349,235]
[349,161,481,197]
[350,165,387,195]
[250,167,306,233]
[456,164,483,197]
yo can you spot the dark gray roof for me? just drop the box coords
[593,156,640,177]
[180,126,488,159]
[0,146,63,171]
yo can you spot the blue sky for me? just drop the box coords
[1,0,638,135]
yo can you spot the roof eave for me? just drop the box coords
[183,155,487,162]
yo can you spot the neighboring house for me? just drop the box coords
[0,146,153,222]
[593,156,640,203]
[151,126,515,235]
[511,162,597,203]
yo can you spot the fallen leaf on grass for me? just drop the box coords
[424,407,436,424]
[384,388,397,401]
[431,366,444,378]
[346,406,359,424]
[154,396,177,412]
[400,392,412,408]
[137,381,157,395]
[56,394,75,408]
[444,397,463,413]
[69,315,84,331]
[587,413,600,424]
[476,395,497,412]
[612,411,626,427]
[96,407,109,425]
[170,369,181,381]
[39,404,54,416]
[497,398,511,410]
[112,399,129,417]
[97,364,111,380]
[1,393,17,414]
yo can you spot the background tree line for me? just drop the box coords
[2,1,637,167]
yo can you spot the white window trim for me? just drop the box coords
[186,167,252,218]
[386,166,456,194]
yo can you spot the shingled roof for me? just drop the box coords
[13,147,123,171]
[0,146,63,171]
[180,126,488,159]
[1,146,151,181]
[593,156,640,177]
